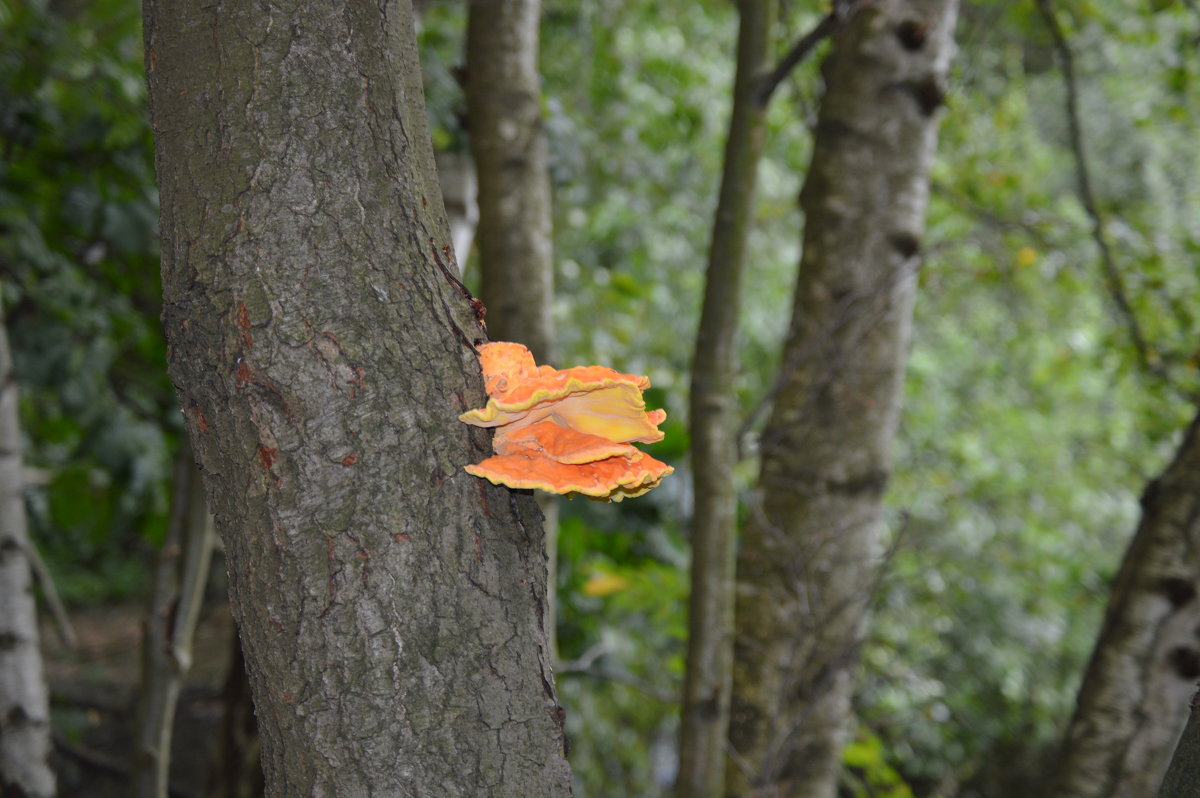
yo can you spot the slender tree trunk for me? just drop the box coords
[0,303,56,798]
[134,442,215,798]
[466,0,560,655]
[466,0,554,363]
[142,0,572,794]
[677,1,776,795]
[1047,408,1200,798]
[726,3,957,796]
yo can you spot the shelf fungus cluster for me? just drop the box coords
[459,342,673,501]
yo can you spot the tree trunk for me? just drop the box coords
[1158,692,1200,798]
[677,1,776,795]
[0,303,56,797]
[1048,408,1200,798]
[726,2,958,796]
[134,442,215,798]
[142,0,572,794]
[465,0,560,657]
[466,0,554,363]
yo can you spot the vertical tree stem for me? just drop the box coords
[134,442,215,798]
[678,1,776,795]
[0,303,56,798]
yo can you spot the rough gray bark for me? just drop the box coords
[465,0,560,657]
[0,304,56,798]
[142,0,572,795]
[1048,408,1200,798]
[134,444,215,798]
[1158,692,1200,798]
[726,2,957,796]
[677,1,776,795]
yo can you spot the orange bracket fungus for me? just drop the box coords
[460,342,673,501]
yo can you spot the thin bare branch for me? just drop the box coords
[1033,0,1169,382]
[755,0,859,107]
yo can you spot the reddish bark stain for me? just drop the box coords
[237,302,253,349]
[392,533,409,542]
[257,445,278,471]
[235,358,252,386]
[191,407,209,433]
[340,454,358,466]
[347,366,366,399]
[476,481,492,518]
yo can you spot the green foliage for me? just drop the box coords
[844,729,916,798]
[556,512,687,796]
[1,0,175,602]
[856,0,1200,792]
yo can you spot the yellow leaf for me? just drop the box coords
[1016,246,1038,267]
[582,571,630,598]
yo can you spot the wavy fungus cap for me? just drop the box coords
[460,342,673,502]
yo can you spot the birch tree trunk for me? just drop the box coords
[1047,408,1200,798]
[466,0,554,362]
[0,304,56,798]
[465,0,560,657]
[677,1,775,795]
[727,2,957,796]
[142,0,572,794]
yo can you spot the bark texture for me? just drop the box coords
[726,2,957,796]
[1048,408,1200,798]
[466,0,554,364]
[142,1,572,795]
[677,1,776,795]
[0,305,56,798]
[1158,695,1200,798]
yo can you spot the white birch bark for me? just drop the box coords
[0,305,56,797]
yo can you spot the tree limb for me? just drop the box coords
[755,0,859,107]
[1033,0,1168,382]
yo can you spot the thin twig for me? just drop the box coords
[755,0,859,107]
[1033,0,1168,382]
[557,664,676,704]
[25,533,77,649]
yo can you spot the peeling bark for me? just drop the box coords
[0,304,56,798]
[1048,409,1200,798]
[142,0,572,794]
[727,2,958,796]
